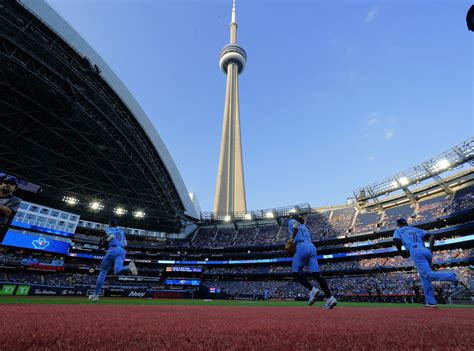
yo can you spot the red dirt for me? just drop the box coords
[0,306,473,350]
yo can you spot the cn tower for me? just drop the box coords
[213,0,247,216]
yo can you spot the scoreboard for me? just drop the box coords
[165,266,202,273]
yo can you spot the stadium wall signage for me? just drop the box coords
[26,264,65,272]
[0,283,194,298]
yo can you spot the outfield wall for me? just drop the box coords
[0,283,194,299]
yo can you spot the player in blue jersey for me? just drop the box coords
[393,218,469,308]
[263,288,270,300]
[287,215,337,309]
[88,219,138,302]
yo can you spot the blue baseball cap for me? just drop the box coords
[2,175,18,186]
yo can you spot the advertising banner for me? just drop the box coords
[165,266,203,273]
[15,285,31,296]
[0,284,16,296]
[0,283,194,299]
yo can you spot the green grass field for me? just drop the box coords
[0,296,472,308]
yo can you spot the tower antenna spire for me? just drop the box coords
[231,0,236,24]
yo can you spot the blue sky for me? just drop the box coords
[46,0,473,211]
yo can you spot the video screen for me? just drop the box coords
[1,229,70,254]
[163,279,201,286]
[165,266,203,273]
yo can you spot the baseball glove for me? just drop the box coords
[285,239,296,256]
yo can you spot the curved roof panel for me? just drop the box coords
[0,0,198,230]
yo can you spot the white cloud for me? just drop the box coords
[368,114,378,126]
[383,129,395,140]
[366,7,380,23]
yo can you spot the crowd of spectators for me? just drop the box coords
[0,249,65,267]
[444,186,474,215]
[303,208,356,240]
[330,208,356,235]
[382,204,414,229]
[456,248,473,259]
[0,249,23,264]
[68,185,472,251]
[355,257,388,269]
[415,196,448,222]
[352,211,381,233]
[213,228,235,248]
[384,256,410,267]
[304,212,334,240]
[183,185,472,248]
[168,235,193,248]
[3,273,93,286]
[205,269,469,299]
[320,261,355,271]
[231,226,258,247]
[254,225,282,246]
[189,227,217,248]
[203,248,471,276]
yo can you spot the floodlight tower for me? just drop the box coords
[213,0,247,216]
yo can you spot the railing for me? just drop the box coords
[200,203,311,223]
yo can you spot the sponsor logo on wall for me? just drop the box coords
[61,289,78,296]
[32,237,50,250]
[15,285,31,296]
[0,285,16,296]
[27,264,65,272]
[33,288,57,296]
[152,291,186,299]
[128,291,146,298]
[87,289,104,297]
[110,288,125,293]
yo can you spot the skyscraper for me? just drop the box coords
[213,0,247,216]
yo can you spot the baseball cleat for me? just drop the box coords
[424,304,437,308]
[308,287,320,306]
[323,296,337,309]
[88,294,99,302]
[455,271,470,290]
[129,261,138,276]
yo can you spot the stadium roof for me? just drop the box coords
[354,138,474,209]
[0,0,197,231]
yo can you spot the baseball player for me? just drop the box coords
[393,218,469,308]
[89,219,138,302]
[286,215,337,309]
